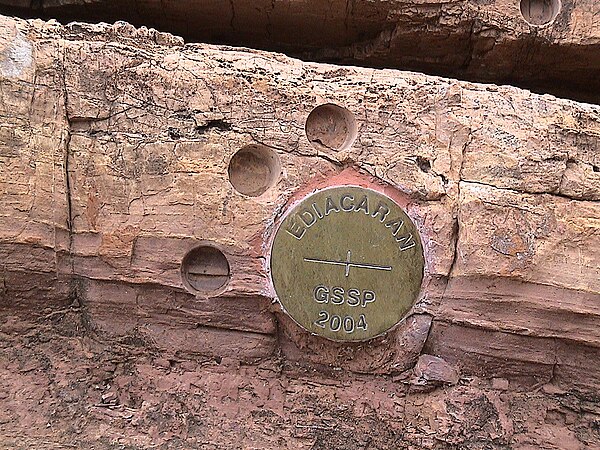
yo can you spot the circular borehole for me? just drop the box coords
[520,0,561,26]
[228,144,281,197]
[181,245,230,294]
[305,103,357,151]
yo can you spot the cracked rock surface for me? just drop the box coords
[1,0,600,104]
[0,14,599,449]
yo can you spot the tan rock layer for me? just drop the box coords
[1,0,600,103]
[0,15,599,400]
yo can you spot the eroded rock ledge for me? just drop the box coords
[1,15,599,449]
[1,0,600,104]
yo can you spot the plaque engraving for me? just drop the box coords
[270,186,425,341]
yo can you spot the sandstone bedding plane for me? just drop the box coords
[0,14,599,449]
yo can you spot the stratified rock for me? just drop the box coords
[1,12,599,381]
[0,14,599,449]
[1,0,599,103]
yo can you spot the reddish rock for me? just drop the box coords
[411,354,460,387]
[0,14,599,449]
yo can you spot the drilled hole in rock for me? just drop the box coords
[305,103,357,151]
[520,0,561,26]
[228,144,281,197]
[181,245,230,294]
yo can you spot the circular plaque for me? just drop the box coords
[270,186,424,341]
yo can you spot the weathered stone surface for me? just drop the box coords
[5,323,600,449]
[411,354,460,387]
[2,0,600,103]
[1,14,600,449]
[1,11,599,375]
[278,313,433,374]
[425,321,557,386]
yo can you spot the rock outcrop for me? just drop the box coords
[1,0,600,103]
[1,14,599,449]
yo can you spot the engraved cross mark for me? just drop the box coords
[304,250,392,277]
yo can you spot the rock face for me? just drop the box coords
[1,14,600,449]
[1,0,600,103]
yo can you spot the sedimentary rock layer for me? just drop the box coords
[2,12,599,384]
[1,0,600,104]
[1,14,600,447]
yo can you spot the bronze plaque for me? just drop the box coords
[270,186,424,341]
